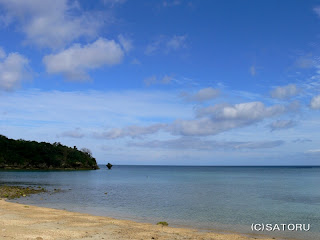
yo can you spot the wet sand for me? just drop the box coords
[0,199,282,240]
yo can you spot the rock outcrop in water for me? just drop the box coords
[106,163,113,169]
[0,135,99,170]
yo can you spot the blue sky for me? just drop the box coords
[1,0,320,165]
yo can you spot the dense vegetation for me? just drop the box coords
[0,135,99,170]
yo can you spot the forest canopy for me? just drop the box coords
[0,135,99,170]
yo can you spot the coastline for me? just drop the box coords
[0,199,286,240]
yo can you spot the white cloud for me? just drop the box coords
[250,65,256,76]
[102,0,126,6]
[58,128,85,138]
[234,141,284,149]
[295,55,315,69]
[181,87,220,102]
[145,35,187,55]
[310,95,320,109]
[93,124,166,139]
[129,137,284,150]
[169,118,217,136]
[118,34,133,52]
[170,102,286,136]
[270,84,299,100]
[166,35,187,51]
[0,47,5,59]
[145,40,162,55]
[196,102,284,120]
[292,138,312,143]
[0,49,31,91]
[305,149,320,153]
[162,0,181,7]
[314,6,320,17]
[268,120,296,131]
[100,101,290,138]
[0,0,102,49]
[131,58,141,65]
[0,89,193,162]
[0,88,311,164]
[43,38,124,81]
[144,76,157,86]
[161,75,173,84]
[0,89,191,128]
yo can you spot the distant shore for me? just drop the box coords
[0,199,286,240]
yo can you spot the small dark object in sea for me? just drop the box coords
[106,163,113,169]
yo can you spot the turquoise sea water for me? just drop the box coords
[1,165,320,239]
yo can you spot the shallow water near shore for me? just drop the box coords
[1,165,320,240]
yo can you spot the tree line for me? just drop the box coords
[0,135,99,170]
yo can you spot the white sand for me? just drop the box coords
[0,199,284,240]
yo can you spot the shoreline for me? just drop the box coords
[0,199,289,240]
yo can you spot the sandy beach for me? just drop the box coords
[0,199,282,240]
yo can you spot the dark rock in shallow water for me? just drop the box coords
[106,163,113,169]
[0,185,47,199]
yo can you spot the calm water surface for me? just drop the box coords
[1,165,319,239]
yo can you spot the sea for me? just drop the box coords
[1,165,319,240]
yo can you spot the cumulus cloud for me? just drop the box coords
[0,0,103,49]
[170,102,286,136]
[181,87,220,102]
[268,120,296,131]
[144,75,173,86]
[0,49,31,91]
[43,38,124,81]
[270,84,299,100]
[196,102,284,119]
[58,128,85,138]
[310,95,320,109]
[98,101,290,139]
[93,124,166,139]
[129,137,284,150]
